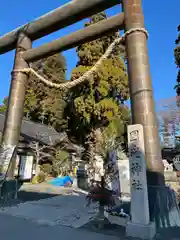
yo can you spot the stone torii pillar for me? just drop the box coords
[1,33,32,178]
[123,0,180,234]
[122,0,164,185]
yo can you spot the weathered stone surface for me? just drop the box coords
[127,124,150,225]
[126,221,156,240]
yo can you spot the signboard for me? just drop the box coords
[19,155,33,180]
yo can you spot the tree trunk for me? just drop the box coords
[98,205,105,220]
[85,128,103,186]
[35,143,40,176]
[86,141,95,187]
[163,118,169,147]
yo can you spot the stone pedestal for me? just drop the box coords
[0,179,22,201]
[126,221,156,239]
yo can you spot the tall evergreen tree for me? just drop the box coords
[0,53,68,132]
[174,25,180,102]
[34,54,68,131]
[65,12,129,147]
[0,97,8,113]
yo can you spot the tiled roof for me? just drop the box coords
[0,114,67,145]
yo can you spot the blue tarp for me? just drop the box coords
[48,176,73,187]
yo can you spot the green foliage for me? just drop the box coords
[36,149,69,178]
[37,172,46,183]
[40,163,52,175]
[32,171,46,183]
[0,54,68,132]
[52,150,69,176]
[24,89,37,119]
[174,25,180,99]
[175,25,180,67]
[0,97,8,113]
[35,54,68,131]
[65,12,129,145]
[55,150,69,161]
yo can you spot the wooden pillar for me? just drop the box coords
[122,0,164,185]
[1,32,32,178]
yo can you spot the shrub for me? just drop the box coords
[31,176,38,184]
[40,164,52,175]
[52,150,70,176]
[86,177,115,207]
[37,171,46,183]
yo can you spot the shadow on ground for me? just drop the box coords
[17,190,58,202]
[1,183,180,240]
[0,182,71,207]
[0,190,59,208]
[81,219,126,238]
[155,227,180,239]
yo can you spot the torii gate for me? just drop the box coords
[0,0,164,183]
[0,0,168,234]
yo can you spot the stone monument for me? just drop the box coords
[126,124,156,239]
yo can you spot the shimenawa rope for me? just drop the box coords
[12,28,148,89]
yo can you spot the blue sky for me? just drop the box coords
[0,0,179,105]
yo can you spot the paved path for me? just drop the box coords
[0,213,120,240]
[1,183,180,239]
[0,187,96,228]
[1,212,180,240]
